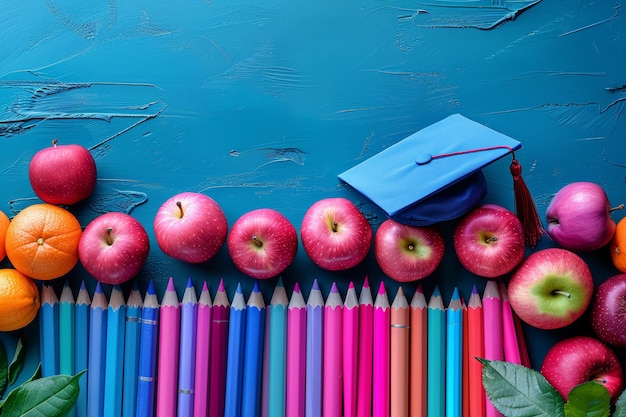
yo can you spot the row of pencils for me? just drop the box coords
[39,276,530,417]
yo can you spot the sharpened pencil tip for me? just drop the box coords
[236,282,243,293]
[312,279,320,291]
[293,282,300,292]
[218,278,225,291]
[147,280,156,295]
[276,276,284,287]
[363,275,370,287]
[471,284,478,294]
[202,280,208,292]
[186,277,193,288]
[166,277,175,291]
[432,285,441,297]
[451,287,460,300]
[378,281,386,294]
[348,281,355,290]
[253,280,260,292]
[330,281,339,293]
[95,281,103,294]
[80,280,87,291]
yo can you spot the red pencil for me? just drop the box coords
[209,279,230,417]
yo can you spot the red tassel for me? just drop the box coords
[510,157,543,247]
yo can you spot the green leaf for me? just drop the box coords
[7,338,25,385]
[0,370,85,417]
[614,389,626,417]
[0,341,7,398]
[478,358,565,417]
[563,382,610,417]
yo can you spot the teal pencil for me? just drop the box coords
[88,283,108,417]
[122,283,143,417]
[446,288,463,417]
[268,277,288,417]
[40,283,59,377]
[103,285,127,417]
[75,281,91,417]
[427,286,445,417]
[59,282,75,417]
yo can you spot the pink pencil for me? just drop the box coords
[209,279,230,417]
[156,278,181,417]
[499,281,521,365]
[357,277,374,417]
[343,282,359,417]
[483,281,503,417]
[193,281,213,417]
[323,282,344,417]
[373,282,390,417]
[286,283,307,417]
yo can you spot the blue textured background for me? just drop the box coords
[1,0,625,384]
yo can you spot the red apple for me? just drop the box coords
[300,197,372,271]
[227,208,298,279]
[154,192,228,263]
[541,336,623,403]
[546,182,622,252]
[508,248,593,330]
[374,219,444,282]
[453,204,525,278]
[590,274,626,347]
[28,139,97,205]
[78,212,150,284]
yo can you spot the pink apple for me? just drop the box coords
[374,219,444,282]
[546,182,622,252]
[28,139,97,205]
[541,336,623,403]
[227,208,298,279]
[154,192,228,263]
[78,212,150,284]
[508,248,593,330]
[590,274,626,347]
[300,197,372,271]
[453,204,525,278]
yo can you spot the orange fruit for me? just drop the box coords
[611,217,626,273]
[0,268,40,331]
[0,210,9,261]
[5,204,82,280]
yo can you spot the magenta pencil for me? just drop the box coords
[324,282,344,417]
[286,283,307,417]
[357,277,374,417]
[373,281,390,417]
[499,281,521,365]
[343,282,359,417]
[194,281,213,417]
[209,278,230,417]
[483,281,503,417]
[156,278,181,417]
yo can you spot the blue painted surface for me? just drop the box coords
[1,0,625,385]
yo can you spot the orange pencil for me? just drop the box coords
[390,287,409,417]
[409,285,427,417]
[468,285,485,417]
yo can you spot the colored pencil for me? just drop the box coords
[193,281,212,417]
[483,281,503,417]
[268,277,289,417]
[462,296,469,417]
[409,284,427,417]
[373,282,390,417]
[343,282,359,417]
[446,288,463,417]
[391,286,409,417]
[241,281,266,417]
[324,282,344,417]
[357,277,374,417]
[499,281,521,365]
[427,286,445,417]
[58,282,75,417]
[209,278,230,417]
[122,283,142,417]
[75,281,90,417]
[467,285,485,417]
[103,285,126,417]
[513,311,531,368]
[178,278,198,417]
[286,283,307,417]
[136,280,159,417]
[261,297,271,417]
[40,283,59,377]
[87,283,107,417]
[156,278,181,417]
[225,283,247,417]
[305,279,324,417]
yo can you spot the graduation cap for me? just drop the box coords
[338,114,542,246]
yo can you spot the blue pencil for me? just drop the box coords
[136,280,159,417]
[75,281,91,417]
[305,279,324,417]
[241,281,266,417]
[104,285,127,417]
[268,277,288,417]
[178,278,198,417]
[224,283,247,417]
[40,283,59,378]
[122,283,143,417]
[428,286,446,417]
[446,288,463,417]
[88,282,108,417]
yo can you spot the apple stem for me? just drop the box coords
[176,201,184,217]
[252,235,263,248]
[106,228,114,246]
[52,138,58,147]
[332,221,338,233]
[610,203,625,213]
[552,290,571,299]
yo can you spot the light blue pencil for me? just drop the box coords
[122,283,143,417]
[268,277,288,417]
[40,283,59,378]
[59,282,76,417]
[177,278,198,417]
[88,283,108,417]
[305,279,324,417]
[224,282,247,417]
[103,285,126,417]
[446,288,463,417]
[428,286,446,417]
[136,280,159,417]
[75,281,91,417]
[241,281,266,417]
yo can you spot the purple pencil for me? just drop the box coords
[177,278,198,417]
[305,279,324,417]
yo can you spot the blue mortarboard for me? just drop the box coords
[338,114,542,245]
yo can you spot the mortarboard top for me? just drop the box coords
[338,114,522,226]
